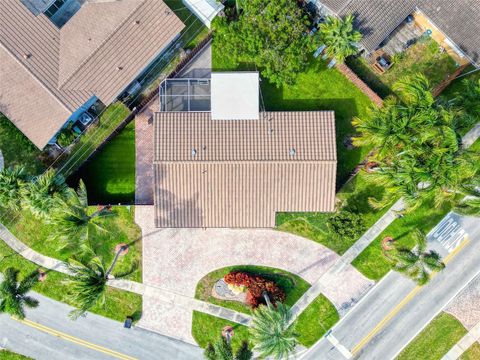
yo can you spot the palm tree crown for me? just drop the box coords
[0,267,39,319]
[393,229,445,285]
[49,180,111,254]
[353,73,479,211]
[250,303,296,360]
[22,168,67,220]
[0,166,29,212]
[320,14,362,62]
[63,257,107,319]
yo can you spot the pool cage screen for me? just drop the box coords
[159,78,211,112]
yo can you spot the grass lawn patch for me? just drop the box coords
[192,311,251,352]
[71,122,135,204]
[0,114,44,174]
[460,342,480,360]
[346,39,458,98]
[276,172,390,254]
[0,238,142,322]
[291,294,339,347]
[352,197,453,280]
[440,65,480,101]
[397,312,467,360]
[3,206,142,282]
[58,102,131,177]
[0,350,32,360]
[195,266,310,315]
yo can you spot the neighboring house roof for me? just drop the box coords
[0,0,184,149]
[153,111,337,228]
[320,0,479,65]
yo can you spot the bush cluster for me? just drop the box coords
[327,210,366,240]
[224,271,285,308]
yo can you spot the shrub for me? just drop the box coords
[224,271,286,308]
[327,210,366,240]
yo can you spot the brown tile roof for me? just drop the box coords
[154,112,337,162]
[154,112,337,228]
[0,0,184,148]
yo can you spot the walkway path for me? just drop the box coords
[290,198,404,319]
[303,213,480,360]
[0,150,4,170]
[442,321,480,360]
[136,205,373,343]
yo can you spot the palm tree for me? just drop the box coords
[21,168,67,220]
[63,257,107,319]
[454,183,480,216]
[204,338,252,360]
[0,267,39,319]
[250,303,296,360]
[49,180,111,254]
[319,14,362,62]
[393,229,445,285]
[354,73,479,212]
[0,166,29,212]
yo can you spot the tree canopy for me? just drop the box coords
[353,74,479,211]
[320,14,362,62]
[214,0,316,87]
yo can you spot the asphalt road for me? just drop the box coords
[302,213,480,360]
[0,292,202,360]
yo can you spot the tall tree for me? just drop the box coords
[49,180,111,254]
[320,14,362,62]
[0,166,29,212]
[250,303,296,360]
[22,168,67,219]
[353,73,479,211]
[393,230,445,285]
[63,257,107,319]
[214,0,316,87]
[0,267,39,319]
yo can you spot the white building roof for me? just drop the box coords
[211,72,260,120]
[182,0,224,28]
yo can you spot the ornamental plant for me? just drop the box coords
[224,272,285,308]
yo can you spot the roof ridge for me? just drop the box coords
[58,0,147,90]
[0,42,71,112]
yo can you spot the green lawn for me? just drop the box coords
[0,350,32,360]
[0,237,142,322]
[3,206,142,282]
[57,102,131,177]
[346,39,458,98]
[277,172,390,254]
[352,197,453,280]
[0,113,44,174]
[460,342,480,360]
[71,122,135,204]
[211,23,374,185]
[439,65,480,101]
[396,312,467,360]
[192,294,339,351]
[192,311,251,353]
[195,266,310,315]
[291,294,339,347]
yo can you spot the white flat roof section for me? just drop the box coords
[182,0,224,28]
[211,72,260,120]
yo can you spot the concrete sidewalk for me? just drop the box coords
[302,213,480,360]
[442,321,480,360]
